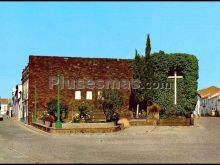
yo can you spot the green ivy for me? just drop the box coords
[131,51,199,118]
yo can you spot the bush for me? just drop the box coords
[98,89,123,122]
[39,111,47,121]
[72,102,93,123]
[47,99,68,122]
[104,108,120,122]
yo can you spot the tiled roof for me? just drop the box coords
[198,86,220,98]
[0,98,9,104]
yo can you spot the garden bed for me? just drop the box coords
[32,121,121,134]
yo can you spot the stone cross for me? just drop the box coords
[168,71,183,105]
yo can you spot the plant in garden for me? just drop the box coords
[47,99,68,122]
[72,113,80,123]
[72,102,93,123]
[98,88,124,122]
[39,111,47,121]
[78,102,93,122]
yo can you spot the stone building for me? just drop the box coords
[22,55,133,124]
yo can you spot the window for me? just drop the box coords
[97,91,103,100]
[86,91,92,100]
[75,91,81,100]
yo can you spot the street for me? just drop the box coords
[0,117,220,163]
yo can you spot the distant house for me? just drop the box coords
[194,86,220,117]
[12,84,23,121]
[207,91,220,116]
[0,98,9,115]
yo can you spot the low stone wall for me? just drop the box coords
[31,122,121,134]
[50,126,121,134]
[129,118,194,126]
[159,118,193,126]
[35,119,55,128]
[129,119,158,126]
[31,117,194,134]
[36,119,44,125]
[31,122,51,132]
[62,122,115,129]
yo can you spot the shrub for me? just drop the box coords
[39,111,47,121]
[72,102,93,123]
[98,89,124,122]
[47,99,68,122]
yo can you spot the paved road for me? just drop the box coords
[0,117,220,163]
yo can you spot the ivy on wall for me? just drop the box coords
[151,51,199,118]
[131,38,199,118]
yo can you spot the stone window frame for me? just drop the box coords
[75,91,81,100]
[86,91,93,100]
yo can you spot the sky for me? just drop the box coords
[0,2,220,98]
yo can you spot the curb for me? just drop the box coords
[12,118,50,136]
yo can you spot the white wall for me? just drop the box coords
[208,95,220,115]
[0,104,8,115]
[22,80,29,123]
[12,84,23,120]
[194,96,201,116]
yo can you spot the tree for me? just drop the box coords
[131,34,154,108]
[47,99,68,122]
[98,88,124,122]
[145,33,151,61]
[131,49,145,103]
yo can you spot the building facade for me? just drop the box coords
[22,77,29,124]
[12,84,23,120]
[206,91,220,116]
[22,55,133,124]
[0,98,9,116]
[194,86,220,117]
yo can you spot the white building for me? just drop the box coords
[22,79,29,124]
[207,91,220,116]
[0,98,9,115]
[194,86,220,117]
[194,95,201,117]
[12,84,23,121]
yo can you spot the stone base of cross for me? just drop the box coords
[168,71,183,105]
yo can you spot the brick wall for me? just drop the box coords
[23,56,133,124]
